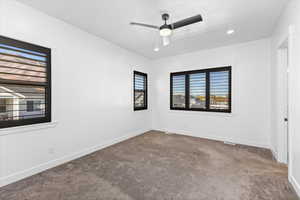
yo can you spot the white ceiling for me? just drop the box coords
[17,0,288,59]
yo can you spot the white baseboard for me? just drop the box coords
[290,175,300,198]
[0,128,149,187]
[157,129,270,149]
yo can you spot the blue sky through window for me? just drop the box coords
[190,73,205,96]
[210,71,229,97]
[134,74,145,90]
[172,75,185,95]
[172,71,229,96]
[0,44,46,62]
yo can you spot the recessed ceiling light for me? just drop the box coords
[227,29,235,35]
[154,47,160,52]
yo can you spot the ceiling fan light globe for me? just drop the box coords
[160,28,172,37]
[162,36,170,46]
[227,29,235,35]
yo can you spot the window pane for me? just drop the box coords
[189,73,206,109]
[134,91,144,108]
[172,75,185,108]
[0,84,46,121]
[210,71,230,110]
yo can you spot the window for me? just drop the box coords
[170,66,231,113]
[0,36,51,128]
[134,71,147,111]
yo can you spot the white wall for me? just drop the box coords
[0,0,152,186]
[151,39,271,148]
[271,0,300,196]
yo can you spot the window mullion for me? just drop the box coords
[185,74,190,110]
[205,72,210,110]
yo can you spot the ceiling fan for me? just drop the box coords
[130,13,203,47]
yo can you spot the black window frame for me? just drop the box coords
[133,71,148,111]
[0,35,51,128]
[170,66,231,113]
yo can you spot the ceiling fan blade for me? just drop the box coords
[171,15,203,29]
[130,22,159,29]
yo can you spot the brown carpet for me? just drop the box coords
[0,131,298,200]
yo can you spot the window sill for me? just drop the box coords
[134,107,148,111]
[0,121,58,137]
[168,109,234,117]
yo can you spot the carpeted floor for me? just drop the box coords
[0,131,298,200]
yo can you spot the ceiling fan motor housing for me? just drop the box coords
[160,24,172,30]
